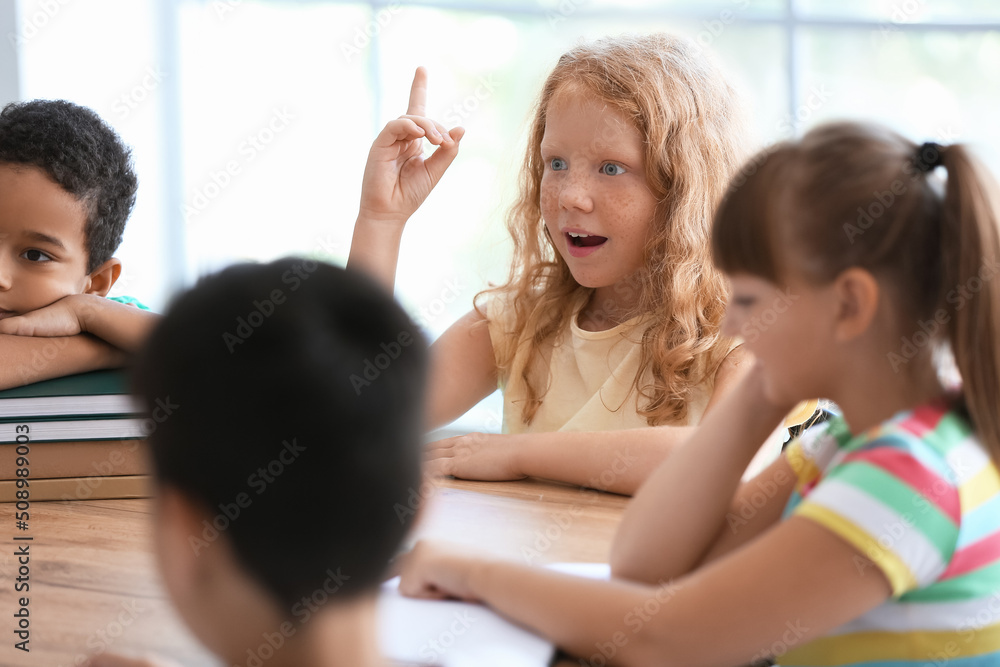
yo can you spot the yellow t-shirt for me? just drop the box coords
[487,291,717,434]
[486,290,805,479]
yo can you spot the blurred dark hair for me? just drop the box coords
[134,259,427,612]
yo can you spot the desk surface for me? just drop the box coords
[0,477,628,666]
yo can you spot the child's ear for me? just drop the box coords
[84,258,122,297]
[831,267,879,343]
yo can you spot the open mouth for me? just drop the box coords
[566,232,608,248]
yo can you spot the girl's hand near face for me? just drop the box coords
[611,359,795,583]
[736,361,799,427]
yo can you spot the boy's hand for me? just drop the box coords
[424,433,526,482]
[357,66,465,228]
[0,294,89,338]
[0,294,158,353]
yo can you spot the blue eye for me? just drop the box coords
[549,158,567,171]
[21,249,52,263]
[600,163,625,176]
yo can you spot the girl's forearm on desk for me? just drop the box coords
[402,542,674,666]
[511,426,696,495]
[470,559,673,666]
[511,345,762,495]
[405,513,891,667]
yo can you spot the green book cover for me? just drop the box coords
[0,370,142,420]
[0,369,128,398]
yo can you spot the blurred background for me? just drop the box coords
[2,0,998,430]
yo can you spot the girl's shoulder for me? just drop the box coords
[783,399,1000,601]
[482,285,530,334]
[484,285,590,331]
[851,400,978,470]
[788,399,989,492]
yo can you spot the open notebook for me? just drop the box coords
[378,563,610,666]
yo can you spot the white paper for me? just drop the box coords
[546,562,611,580]
[377,577,555,667]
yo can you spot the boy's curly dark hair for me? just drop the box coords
[135,259,428,610]
[0,100,138,273]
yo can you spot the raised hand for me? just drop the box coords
[357,66,465,227]
[349,67,466,290]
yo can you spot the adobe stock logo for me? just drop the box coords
[6,0,70,48]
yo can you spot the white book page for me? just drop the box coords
[377,576,555,667]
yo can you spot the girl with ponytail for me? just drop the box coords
[398,122,1000,666]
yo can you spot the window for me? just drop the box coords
[8,0,1000,431]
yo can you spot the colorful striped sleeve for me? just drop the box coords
[784,421,840,501]
[792,432,961,597]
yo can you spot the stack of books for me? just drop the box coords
[0,370,152,502]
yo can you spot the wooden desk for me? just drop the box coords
[1,477,628,666]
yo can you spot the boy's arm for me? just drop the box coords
[0,333,126,390]
[76,295,159,352]
[0,293,159,353]
[347,67,464,292]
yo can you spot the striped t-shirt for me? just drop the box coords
[779,399,1000,666]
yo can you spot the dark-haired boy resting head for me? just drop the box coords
[0,99,157,388]
[88,259,427,667]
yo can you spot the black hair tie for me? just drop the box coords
[914,141,945,173]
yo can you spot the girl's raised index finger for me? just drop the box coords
[406,66,428,117]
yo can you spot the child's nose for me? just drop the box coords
[0,258,11,291]
[558,170,594,213]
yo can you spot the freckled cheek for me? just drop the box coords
[539,179,558,213]
[615,205,656,263]
[607,187,656,236]
[539,182,561,231]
